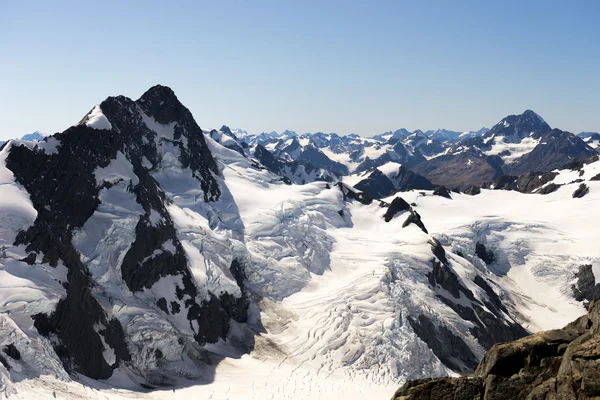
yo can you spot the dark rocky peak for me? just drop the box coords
[136,84,188,125]
[282,136,301,154]
[383,196,411,222]
[486,109,551,142]
[220,125,233,135]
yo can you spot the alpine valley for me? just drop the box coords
[1,85,600,400]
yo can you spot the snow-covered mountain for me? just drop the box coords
[0,131,46,147]
[233,111,594,191]
[1,87,599,399]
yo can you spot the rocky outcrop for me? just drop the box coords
[383,197,411,222]
[392,302,600,400]
[573,183,589,198]
[337,182,374,205]
[432,186,452,199]
[402,211,428,234]
[475,242,495,265]
[572,265,600,306]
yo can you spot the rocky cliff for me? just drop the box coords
[392,301,600,400]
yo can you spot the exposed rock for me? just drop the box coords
[591,173,600,181]
[2,344,20,361]
[536,183,560,194]
[506,129,597,176]
[572,264,600,306]
[432,186,452,199]
[407,313,478,372]
[383,197,411,222]
[422,257,527,368]
[355,169,396,199]
[464,186,481,195]
[392,302,600,400]
[402,211,428,234]
[354,166,435,199]
[428,238,447,264]
[337,182,373,205]
[413,151,502,190]
[572,183,589,198]
[475,242,495,265]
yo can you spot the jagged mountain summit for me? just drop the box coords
[1,86,599,399]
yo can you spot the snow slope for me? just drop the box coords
[2,90,599,400]
[5,137,600,400]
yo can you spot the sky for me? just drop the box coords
[1,0,599,140]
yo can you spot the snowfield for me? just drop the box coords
[1,129,599,399]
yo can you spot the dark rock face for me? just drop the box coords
[7,125,132,379]
[4,85,249,380]
[506,129,596,176]
[297,145,348,176]
[354,166,435,199]
[402,211,428,234]
[428,238,447,264]
[392,302,600,400]
[355,170,396,199]
[337,182,374,205]
[407,314,479,372]
[572,265,600,306]
[572,183,589,198]
[464,186,481,195]
[432,186,452,199]
[3,344,20,360]
[410,240,528,375]
[413,151,502,190]
[485,110,551,143]
[537,183,560,194]
[383,197,411,222]
[475,242,495,265]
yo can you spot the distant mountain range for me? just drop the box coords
[1,85,599,398]
[224,110,597,195]
[0,131,45,147]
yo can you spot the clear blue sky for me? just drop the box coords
[1,0,599,140]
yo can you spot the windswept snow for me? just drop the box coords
[85,105,113,130]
